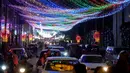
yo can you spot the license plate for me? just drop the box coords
[87,70,94,73]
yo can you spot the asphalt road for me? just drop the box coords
[27,57,38,73]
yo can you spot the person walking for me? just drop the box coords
[109,50,130,73]
[12,51,19,73]
[36,54,46,73]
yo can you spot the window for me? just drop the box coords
[45,60,78,71]
[53,48,65,51]
[81,56,103,63]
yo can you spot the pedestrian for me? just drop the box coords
[46,49,51,57]
[44,53,47,60]
[109,50,130,73]
[73,62,87,73]
[12,51,19,67]
[36,54,46,73]
[36,55,45,67]
[12,51,19,73]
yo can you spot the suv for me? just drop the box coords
[79,54,108,73]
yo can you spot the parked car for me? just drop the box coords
[38,57,79,73]
[79,54,108,73]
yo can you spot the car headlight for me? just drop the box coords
[63,52,68,56]
[1,65,7,70]
[19,68,25,73]
[103,67,108,72]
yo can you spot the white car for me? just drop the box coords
[47,45,68,56]
[39,57,79,73]
[79,54,108,73]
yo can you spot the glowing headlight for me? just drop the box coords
[1,65,7,70]
[63,52,68,56]
[103,67,108,72]
[19,68,25,73]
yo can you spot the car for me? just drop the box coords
[47,45,68,56]
[79,54,108,73]
[40,49,61,57]
[9,48,28,59]
[39,57,79,73]
[9,48,33,73]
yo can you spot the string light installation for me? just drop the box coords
[9,0,130,31]
[33,28,58,38]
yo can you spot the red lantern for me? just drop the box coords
[93,31,100,43]
[76,35,81,43]
[29,34,33,41]
[21,34,26,42]
[1,29,10,42]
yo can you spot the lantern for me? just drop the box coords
[1,29,10,42]
[29,34,33,41]
[21,34,26,42]
[76,35,81,43]
[93,31,100,43]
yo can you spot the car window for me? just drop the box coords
[53,48,65,51]
[81,56,103,63]
[41,50,61,57]
[51,51,61,56]
[45,60,78,71]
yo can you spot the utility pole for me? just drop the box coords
[0,0,3,53]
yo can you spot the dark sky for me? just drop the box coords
[63,15,113,40]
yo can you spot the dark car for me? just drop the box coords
[40,49,61,57]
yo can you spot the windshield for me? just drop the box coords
[81,56,103,63]
[52,48,65,51]
[45,60,78,71]
[41,50,61,57]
